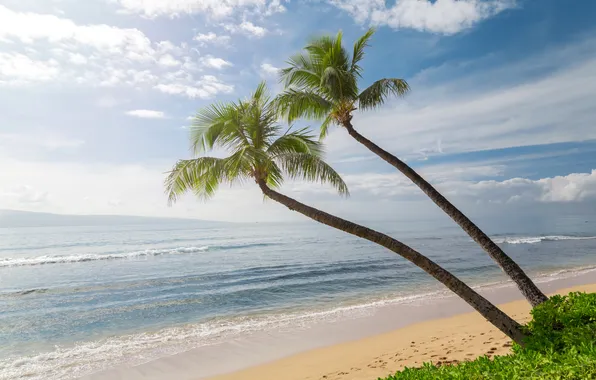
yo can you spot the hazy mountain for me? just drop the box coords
[0,209,226,228]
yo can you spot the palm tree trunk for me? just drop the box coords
[342,120,548,307]
[257,179,526,345]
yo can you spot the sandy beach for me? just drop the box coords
[206,283,596,380]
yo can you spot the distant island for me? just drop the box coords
[0,209,228,228]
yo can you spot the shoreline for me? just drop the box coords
[205,282,596,380]
[79,268,596,380]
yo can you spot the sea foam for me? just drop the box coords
[0,246,209,267]
[493,235,596,245]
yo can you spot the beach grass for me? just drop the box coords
[381,292,596,380]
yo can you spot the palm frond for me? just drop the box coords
[265,161,284,189]
[267,128,323,158]
[165,157,230,204]
[276,153,349,196]
[357,78,410,111]
[318,114,335,140]
[305,31,358,101]
[280,53,321,88]
[190,102,247,154]
[275,89,333,123]
[351,27,375,77]
[251,80,271,106]
[169,82,348,205]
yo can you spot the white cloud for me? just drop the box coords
[260,62,279,77]
[326,48,596,161]
[0,132,85,158]
[125,109,166,119]
[329,0,514,34]
[154,75,234,98]
[194,32,231,46]
[452,170,596,204]
[0,157,289,221]
[201,55,233,69]
[157,54,181,67]
[339,163,505,198]
[0,53,60,84]
[68,53,88,65]
[0,5,234,98]
[340,162,596,204]
[265,0,286,15]
[0,185,49,206]
[0,5,155,60]
[107,0,286,19]
[224,21,268,37]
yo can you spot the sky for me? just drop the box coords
[0,0,595,223]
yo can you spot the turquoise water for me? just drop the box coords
[0,216,595,379]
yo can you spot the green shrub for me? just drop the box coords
[524,291,596,352]
[379,292,596,380]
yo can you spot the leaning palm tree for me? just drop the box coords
[276,29,547,307]
[166,82,526,344]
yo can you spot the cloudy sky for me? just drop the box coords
[0,0,595,223]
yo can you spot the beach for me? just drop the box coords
[2,220,595,380]
[77,271,596,380]
[206,283,596,380]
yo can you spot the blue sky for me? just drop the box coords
[0,0,595,222]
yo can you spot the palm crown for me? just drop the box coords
[276,28,410,138]
[166,82,349,204]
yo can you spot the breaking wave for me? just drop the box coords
[0,246,210,267]
[493,235,596,245]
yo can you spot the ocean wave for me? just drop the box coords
[536,264,596,280]
[0,246,209,267]
[0,290,443,380]
[493,235,596,244]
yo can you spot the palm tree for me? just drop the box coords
[275,29,547,307]
[166,82,526,344]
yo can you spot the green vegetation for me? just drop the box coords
[380,292,596,380]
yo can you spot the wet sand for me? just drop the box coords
[206,283,596,380]
[81,270,596,380]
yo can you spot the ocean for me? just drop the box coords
[0,215,595,379]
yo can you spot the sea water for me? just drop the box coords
[1,216,595,379]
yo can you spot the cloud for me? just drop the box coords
[157,54,181,67]
[125,109,166,119]
[154,75,234,98]
[0,185,49,206]
[0,5,155,60]
[0,157,290,221]
[339,162,506,198]
[339,160,596,205]
[0,132,85,162]
[260,63,280,77]
[224,21,268,37]
[68,53,88,65]
[328,0,515,34]
[326,44,596,161]
[107,0,286,19]
[200,55,233,69]
[0,53,60,85]
[0,6,234,98]
[194,32,231,46]
[453,170,596,204]
[0,132,84,150]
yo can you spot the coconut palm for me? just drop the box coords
[166,82,526,344]
[275,29,547,307]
